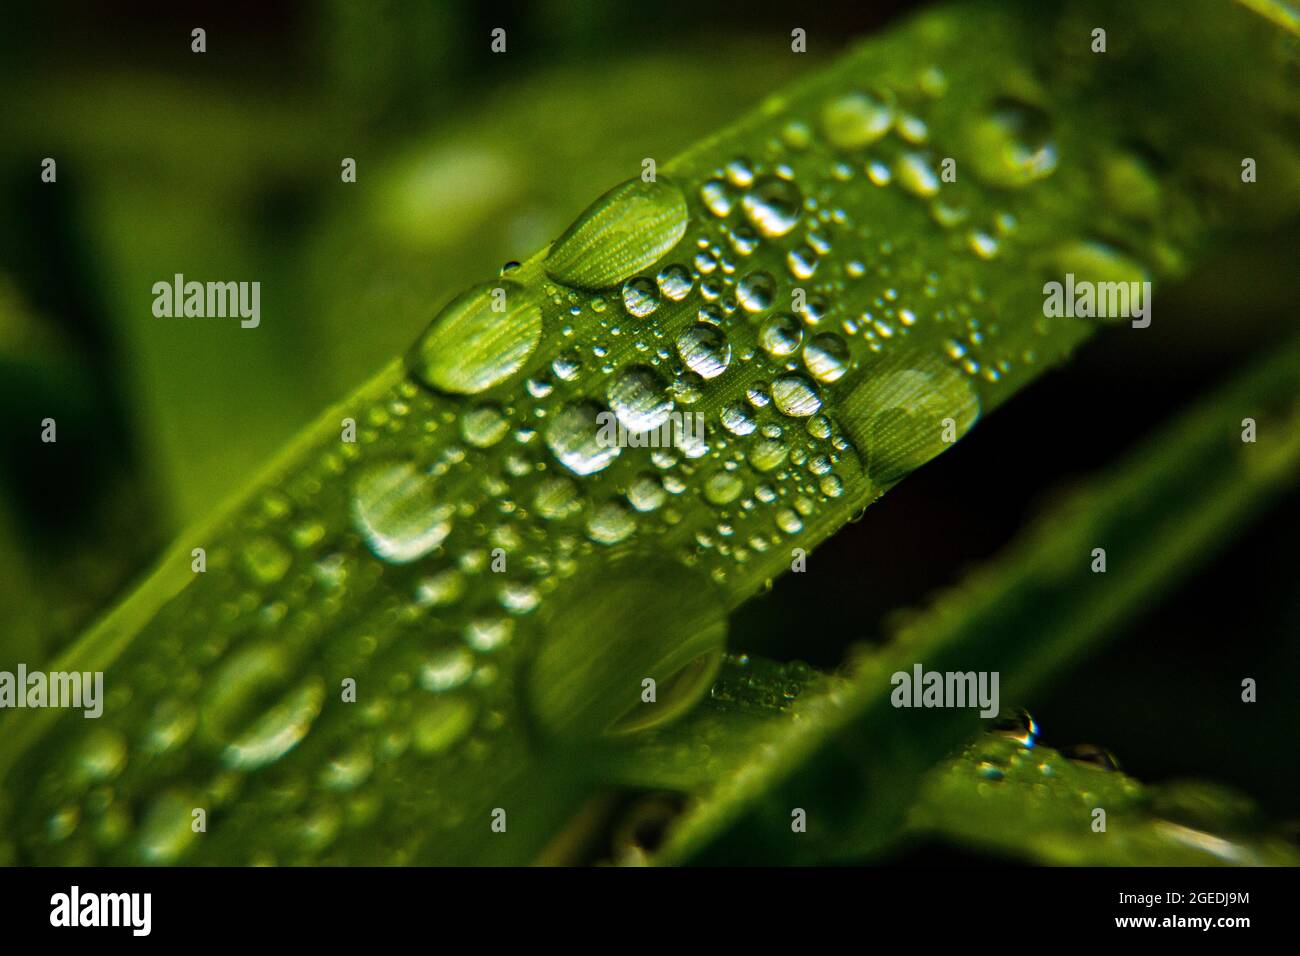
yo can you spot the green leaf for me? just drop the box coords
[617,334,1300,864]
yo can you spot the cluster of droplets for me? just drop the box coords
[9,54,1183,866]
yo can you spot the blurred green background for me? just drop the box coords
[2,0,1297,860]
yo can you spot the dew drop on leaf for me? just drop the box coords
[408,281,542,395]
[546,400,621,475]
[741,175,803,237]
[545,177,689,289]
[351,461,454,564]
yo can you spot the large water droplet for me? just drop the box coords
[699,179,735,217]
[803,332,850,383]
[545,177,689,289]
[460,403,509,448]
[1046,240,1150,326]
[222,677,325,771]
[771,373,823,417]
[820,90,893,149]
[895,152,940,197]
[838,350,980,485]
[546,400,621,475]
[352,460,453,563]
[967,98,1058,188]
[137,790,201,863]
[528,553,727,743]
[587,499,637,544]
[657,263,694,301]
[409,281,542,395]
[608,365,674,432]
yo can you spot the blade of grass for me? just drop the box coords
[620,333,1300,863]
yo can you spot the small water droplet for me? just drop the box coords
[622,275,661,318]
[460,403,510,448]
[742,175,803,237]
[737,271,777,313]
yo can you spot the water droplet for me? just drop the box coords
[704,470,744,505]
[460,403,509,448]
[725,157,755,188]
[352,460,453,563]
[137,790,201,863]
[787,245,819,280]
[622,275,661,317]
[412,697,475,754]
[545,177,689,289]
[627,473,667,512]
[409,281,542,395]
[242,536,291,585]
[776,508,803,534]
[895,152,940,197]
[967,98,1058,188]
[546,400,621,475]
[1046,240,1149,323]
[608,365,673,432]
[421,646,474,691]
[749,437,789,472]
[760,313,803,357]
[69,728,127,787]
[987,708,1039,748]
[465,616,513,652]
[742,175,802,237]
[699,179,735,217]
[820,90,893,149]
[416,569,465,607]
[737,271,776,313]
[143,700,197,756]
[321,746,373,792]
[771,373,823,417]
[1061,743,1120,771]
[838,350,980,485]
[587,499,637,544]
[534,475,583,518]
[720,402,757,436]
[676,324,732,380]
[528,554,727,742]
[222,677,325,771]
[802,332,850,383]
[657,263,694,301]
